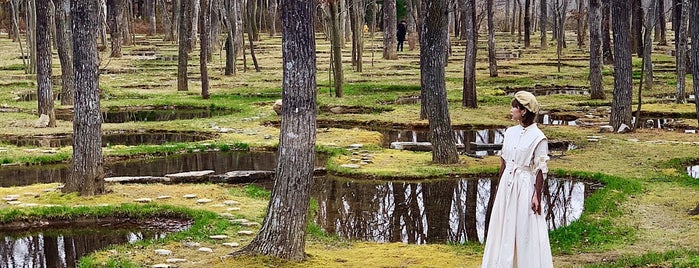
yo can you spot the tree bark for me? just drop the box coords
[601,0,613,64]
[421,0,459,164]
[160,0,172,39]
[462,0,476,108]
[37,0,56,127]
[524,0,530,47]
[329,0,343,97]
[66,0,105,196]
[246,0,260,71]
[177,0,192,91]
[691,0,699,125]
[54,0,74,105]
[383,0,397,59]
[26,0,38,74]
[487,0,497,77]
[147,0,156,35]
[349,0,364,72]
[675,0,688,103]
[268,0,277,36]
[98,0,107,46]
[631,0,642,57]
[642,0,656,92]
[233,0,316,260]
[655,0,667,45]
[589,0,604,100]
[107,0,123,57]
[610,0,633,131]
[540,0,547,49]
[222,0,237,75]
[199,0,210,99]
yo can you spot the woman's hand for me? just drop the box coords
[531,194,541,215]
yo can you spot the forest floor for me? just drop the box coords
[0,29,698,268]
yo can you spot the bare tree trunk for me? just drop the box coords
[178,0,192,91]
[328,0,343,97]
[66,0,105,196]
[200,0,210,99]
[37,0,56,127]
[505,0,510,32]
[610,0,633,131]
[349,0,364,72]
[159,0,172,38]
[487,0,497,77]
[26,0,37,74]
[517,0,522,42]
[122,1,133,45]
[421,0,459,164]
[642,0,656,92]
[631,0,642,56]
[691,0,699,125]
[168,0,179,41]
[407,0,418,50]
[462,0,477,108]
[383,0,397,59]
[107,0,123,57]
[149,0,157,35]
[540,0,547,48]
[54,0,74,105]
[655,0,667,45]
[49,1,57,50]
[191,0,200,49]
[209,0,220,55]
[675,0,688,103]
[246,0,260,71]
[524,0,530,47]
[268,0,277,36]
[10,0,27,69]
[589,0,604,99]
[601,0,613,64]
[233,0,316,260]
[576,0,585,49]
[222,0,237,75]
[99,0,107,46]
[511,0,517,35]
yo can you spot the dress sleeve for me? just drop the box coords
[532,139,549,179]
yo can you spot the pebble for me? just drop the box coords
[166,258,188,263]
[237,230,254,235]
[226,207,241,211]
[157,196,172,200]
[223,200,240,206]
[209,235,228,240]
[182,241,200,248]
[154,249,172,256]
[222,242,240,247]
[182,194,197,199]
[196,198,212,204]
[151,264,171,268]
[134,198,152,203]
[198,247,213,253]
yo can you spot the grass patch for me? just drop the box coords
[585,249,699,268]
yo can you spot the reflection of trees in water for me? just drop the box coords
[312,176,587,244]
[0,230,157,268]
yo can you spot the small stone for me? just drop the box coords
[222,242,240,247]
[226,207,241,211]
[183,194,197,199]
[157,196,172,200]
[166,258,188,263]
[237,230,254,235]
[263,134,272,139]
[6,201,22,205]
[219,213,235,218]
[209,235,228,240]
[182,241,200,248]
[134,198,152,203]
[198,247,213,253]
[151,264,171,268]
[685,129,697,134]
[196,198,212,204]
[340,164,361,169]
[223,200,240,206]
[599,125,614,133]
[23,193,39,198]
[18,203,38,207]
[3,195,19,201]
[241,222,260,227]
[231,219,249,224]
[210,204,226,207]
[154,249,173,255]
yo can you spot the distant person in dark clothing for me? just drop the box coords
[397,20,407,52]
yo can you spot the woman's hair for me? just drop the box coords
[511,98,537,126]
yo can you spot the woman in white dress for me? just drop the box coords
[481,91,553,268]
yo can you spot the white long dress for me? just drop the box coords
[481,123,553,268]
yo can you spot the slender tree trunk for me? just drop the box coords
[200,0,210,99]
[98,0,107,46]
[511,0,517,35]
[524,0,531,47]
[159,0,172,38]
[349,0,363,72]
[576,0,585,49]
[54,0,74,105]
[107,0,123,57]
[177,0,192,91]
[246,0,260,71]
[407,0,418,50]
[487,0,497,77]
[505,0,510,32]
[656,0,667,45]
[268,0,277,36]
[631,0,642,57]
[26,0,37,74]
[190,0,199,49]
[168,0,179,41]
[209,0,220,55]
[421,0,459,164]
[642,0,656,92]
[610,0,633,131]
[540,0,547,48]
[10,0,27,69]
[675,0,688,103]
[462,0,477,108]
[223,0,237,75]
[601,0,613,64]
[66,0,105,196]
[691,0,699,125]
[329,0,343,97]
[589,0,604,99]
[233,0,316,260]
[383,0,397,59]
[37,0,56,127]
[147,0,156,35]
[122,1,133,45]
